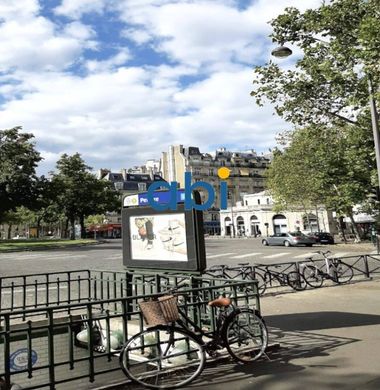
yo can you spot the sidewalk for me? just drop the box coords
[106,278,380,390]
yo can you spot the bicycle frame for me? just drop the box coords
[174,304,234,352]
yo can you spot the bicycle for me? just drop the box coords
[253,264,307,292]
[204,263,267,295]
[119,290,268,389]
[301,250,354,288]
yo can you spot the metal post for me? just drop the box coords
[368,76,380,188]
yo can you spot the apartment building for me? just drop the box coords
[220,191,336,237]
[161,145,271,234]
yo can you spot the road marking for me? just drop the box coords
[333,252,349,258]
[262,253,288,259]
[231,253,262,259]
[294,252,315,259]
[1,286,69,295]
[207,253,236,259]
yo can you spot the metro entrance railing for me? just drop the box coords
[0,271,260,390]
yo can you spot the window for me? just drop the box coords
[209,169,214,176]
[258,199,260,205]
[266,198,270,204]
[138,183,147,192]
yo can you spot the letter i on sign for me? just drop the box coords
[218,167,230,210]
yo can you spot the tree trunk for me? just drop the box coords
[315,205,321,232]
[64,219,69,238]
[80,214,86,239]
[302,204,310,231]
[347,211,361,242]
[7,224,12,240]
[37,217,42,238]
[337,217,347,244]
[70,217,76,240]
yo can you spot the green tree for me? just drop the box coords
[51,153,120,239]
[251,0,380,238]
[0,127,42,222]
[267,125,372,241]
[251,0,379,129]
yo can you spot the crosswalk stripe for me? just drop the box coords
[231,253,262,259]
[333,252,349,258]
[293,252,315,259]
[207,253,236,259]
[262,253,288,259]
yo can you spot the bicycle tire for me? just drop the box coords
[287,271,307,291]
[334,262,354,284]
[222,308,268,363]
[120,325,205,389]
[302,265,324,288]
[250,271,266,295]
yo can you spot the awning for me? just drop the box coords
[343,214,375,224]
[239,168,250,176]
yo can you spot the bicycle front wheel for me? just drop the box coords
[251,272,267,295]
[335,262,354,284]
[223,309,268,363]
[120,326,205,389]
[302,265,324,288]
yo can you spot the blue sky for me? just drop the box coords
[0,0,320,174]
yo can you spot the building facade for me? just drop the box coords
[94,168,166,238]
[161,145,271,234]
[220,192,337,237]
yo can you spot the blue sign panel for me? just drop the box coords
[10,349,38,371]
[138,190,185,206]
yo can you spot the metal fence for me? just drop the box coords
[0,271,260,389]
[206,253,380,293]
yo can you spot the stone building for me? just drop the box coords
[220,191,337,237]
[161,145,271,234]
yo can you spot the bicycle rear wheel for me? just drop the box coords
[120,326,205,389]
[335,262,354,284]
[253,272,267,295]
[302,265,324,288]
[287,271,307,291]
[223,309,268,363]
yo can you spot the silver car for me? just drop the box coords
[262,232,315,247]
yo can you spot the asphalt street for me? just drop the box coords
[0,238,376,278]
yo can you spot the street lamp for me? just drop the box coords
[271,44,380,190]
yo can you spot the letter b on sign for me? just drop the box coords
[184,172,214,211]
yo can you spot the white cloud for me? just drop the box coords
[54,0,107,19]
[85,49,132,73]
[0,0,324,174]
[0,3,97,73]
[117,0,321,68]
[0,65,287,173]
[0,0,40,21]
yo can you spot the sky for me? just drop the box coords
[0,0,322,174]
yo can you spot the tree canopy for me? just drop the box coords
[0,127,42,223]
[251,0,380,128]
[252,0,380,239]
[51,153,120,239]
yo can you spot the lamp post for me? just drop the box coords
[271,44,380,191]
[228,190,235,238]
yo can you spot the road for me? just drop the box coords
[0,238,375,277]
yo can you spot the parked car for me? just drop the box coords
[307,232,335,245]
[262,232,315,247]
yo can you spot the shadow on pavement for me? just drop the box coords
[116,325,360,390]
[265,311,380,331]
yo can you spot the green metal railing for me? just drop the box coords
[0,271,260,389]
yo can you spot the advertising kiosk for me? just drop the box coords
[122,189,206,274]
